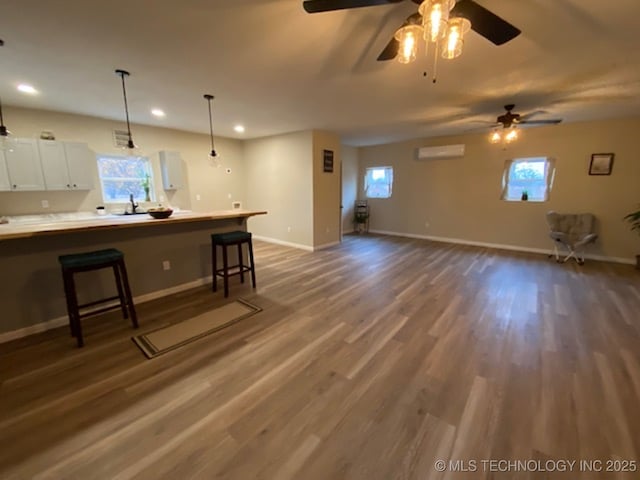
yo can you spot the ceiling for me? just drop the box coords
[1,0,639,146]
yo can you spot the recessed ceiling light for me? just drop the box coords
[17,84,38,95]
[151,108,166,118]
[234,125,245,133]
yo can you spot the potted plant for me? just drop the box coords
[141,174,151,202]
[521,189,529,201]
[624,206,640,269]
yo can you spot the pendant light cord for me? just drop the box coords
[0,97,7,136]
[205,95,215,152]
[0,97,5,128]
[116,70,133,144]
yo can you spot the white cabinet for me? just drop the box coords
[38,140,94,190]
[5,138,45,191]
[0,150,11,191]
[159,151,184,190]
[64,142,94,190]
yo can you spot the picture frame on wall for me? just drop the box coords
[323,149,334,173]
[589,153,614,175]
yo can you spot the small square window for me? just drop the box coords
[501,157,555,202]
[365,167,393,199]
[97,155,154,203]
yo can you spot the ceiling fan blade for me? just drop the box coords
[303,0,402,13]
[377,37,399,61]
[519,110,549,121]
[519,119,563,125]
[451,0,521,46]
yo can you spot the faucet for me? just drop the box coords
[129,193,138,214]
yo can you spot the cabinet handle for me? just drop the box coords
[67,184,71,188]
[73,184,77,188]
[12,184,17,189]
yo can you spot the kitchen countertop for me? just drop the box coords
[0,210,267,241]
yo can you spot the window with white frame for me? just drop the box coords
[365,166,393,199]
[97,154,154,203]
[501,157,555,202]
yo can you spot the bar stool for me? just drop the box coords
[211,231,256,297]
[58,248,138,347]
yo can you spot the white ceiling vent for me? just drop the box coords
[113,129,130,148]
[416,144,465,160]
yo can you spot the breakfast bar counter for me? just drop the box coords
[0,210,267,241]
[0,209,267,340]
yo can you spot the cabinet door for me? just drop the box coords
[160,151,184,190]
[39,140,71,190]
[64,142,94,190]
[0,150,11,191]
[5,138,45,191]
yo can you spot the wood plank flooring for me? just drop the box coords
[1,234,639,479]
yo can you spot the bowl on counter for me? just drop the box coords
[147,208,174,219]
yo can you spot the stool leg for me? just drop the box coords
[212,241,218,292]
[118,259,138,329]
[238,243,245,284]
[222,244,229,298]
[62,269,77,338]
[248,239,256,289]
[112,264,129,320]
[66,271,84,348]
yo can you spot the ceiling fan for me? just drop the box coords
[494,104,563,128]
[302,0,521,62]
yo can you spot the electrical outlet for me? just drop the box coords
[162,260,171,271]
[425,221,430,228]
[325,227,330,233]
[196,194,201,201]
[228,193,232,199]
[287,226,291,233]
[159,194,165,202]
[41,200,49,208]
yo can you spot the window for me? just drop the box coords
[501,157,555,202]
[365,166,393,199]
[97,154,154,203]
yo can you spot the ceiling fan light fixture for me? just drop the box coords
[394,24,422,64]
[489,129,502,144]
[442,17,470,59]
[504,126,519,143]
[419,0,455,43]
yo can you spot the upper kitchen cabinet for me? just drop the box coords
[0,149,11,191]
[159,150,184,190]
[64,142,94,190]
[5,138,45,191]
[39,140,94,190]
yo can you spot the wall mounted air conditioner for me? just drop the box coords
[416,144,465,160]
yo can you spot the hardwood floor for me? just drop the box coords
[1,234,639,479]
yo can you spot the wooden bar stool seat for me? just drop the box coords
[58,248,138,347]
[211,231,256,297]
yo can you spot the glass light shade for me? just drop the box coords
[419,0,455,43]
[489,130,502,144]
[442,17,471,59]
[505,127,519,143]
[394,25,423,64]
[0,135,14,152]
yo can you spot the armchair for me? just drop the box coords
[546,211,598,265]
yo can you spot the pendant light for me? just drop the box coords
[204,94,219,163]
[0,96,12,152]
[115,69,140,155]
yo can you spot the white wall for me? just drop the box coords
[341,145,358,234]
[358,118,640,261]
[0,106,245,216]
[243,130,314,248]
[312,131,341,247]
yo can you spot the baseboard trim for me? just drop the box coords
[0,275,214,345]
[369,229,635,265]
[252,235,314,252]
[313,240,341,251]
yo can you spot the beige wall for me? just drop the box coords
[0,106,245,216]
[244,130,314,248]
[358,118,640,261]
[312,131,341,247]
[341,145,359,234]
